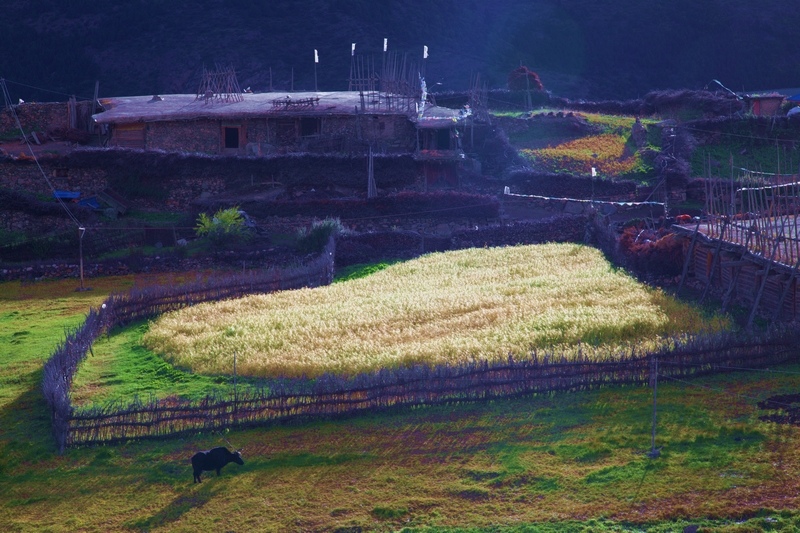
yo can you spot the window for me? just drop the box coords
[224,127,240,149]
[300,118,321,137]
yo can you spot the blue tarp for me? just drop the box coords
[78,196,101,209]
[53,190,80,200]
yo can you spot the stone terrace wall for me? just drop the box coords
[506,171,638,200]
[146,121,220,154]
[0,101,93,136]
[0,149,419,209]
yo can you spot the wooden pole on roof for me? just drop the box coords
[90,81,99,132]
[314,49,318,92]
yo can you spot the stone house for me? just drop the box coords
[92,91,468,167]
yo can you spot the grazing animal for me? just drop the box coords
[191,446,244,483]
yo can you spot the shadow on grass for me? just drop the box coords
[124,483,220,531]
[0,369,59,469]
[248,451,370,471]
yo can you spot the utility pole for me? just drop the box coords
[77,226,89,292]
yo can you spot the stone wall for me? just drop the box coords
[1,102,71,135]
[111,113,418,156]
[337,215,588,266]
[0,149,419,207]
[145,120,221,154]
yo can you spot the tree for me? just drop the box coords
[507,66,544,91]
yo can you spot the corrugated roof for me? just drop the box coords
[93,91,465,127]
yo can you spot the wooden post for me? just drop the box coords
[747,237,783,329]
[77,226,87,291]
[700,220,728,303]
[648,356,660,458]
[721,229,754,312]
[677,220,702,296]
[772,257,800,322]
[90,81,99,132]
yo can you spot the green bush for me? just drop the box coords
[195,206,251,248]
[296,217,346,254]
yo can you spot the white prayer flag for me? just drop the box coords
[591,167,597,177]
[423,45,428,59]
[351,43,356,56]
[384,38,388,52]
[314,49,319,63]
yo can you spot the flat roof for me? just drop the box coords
[93,91,465,127]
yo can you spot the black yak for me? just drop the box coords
[191,447,244,483]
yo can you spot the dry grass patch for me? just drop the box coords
[143,244,729,378]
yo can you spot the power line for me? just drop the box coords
[1,79,82,228]
[2,78,94,101]
[680,125,799,144]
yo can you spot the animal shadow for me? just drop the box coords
[125,484,219,530]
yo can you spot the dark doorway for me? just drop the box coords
[436,128,450,149]
[224,127,240,149]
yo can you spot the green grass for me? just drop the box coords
[334,261,399,283]
[125,209,187,225]
[3,273,800,531]
[691,144,797,179]
[70,321,245,407]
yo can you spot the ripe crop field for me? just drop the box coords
[143,244,730,380]
[521,133,646,177]
[2,266,800,531]
[502,110,657,180]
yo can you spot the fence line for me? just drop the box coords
[42,238,335,453]
[65,333,799,446]
[41,234,800,451]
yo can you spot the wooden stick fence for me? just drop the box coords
[65,332,799,447]
[43,234,800,451]
[42,238,336,453]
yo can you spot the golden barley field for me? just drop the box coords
[143,244,730,378]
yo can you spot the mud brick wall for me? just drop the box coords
[135,114,416,156]
[1,102,68,134]
[146,120,221,154]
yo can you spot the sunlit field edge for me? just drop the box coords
[142,243,731,379]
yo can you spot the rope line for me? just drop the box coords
[1,78,82,228]
[3,77,94,101]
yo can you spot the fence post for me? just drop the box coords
[648,356,660,458]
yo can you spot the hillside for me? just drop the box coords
[2,0,800,102]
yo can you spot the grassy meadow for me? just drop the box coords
[2,256,800,532]
[141,244,730,380]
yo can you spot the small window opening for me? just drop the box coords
[224,127,240,149]
[301,118,321,137]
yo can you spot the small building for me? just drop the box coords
[747,94,785,116]
[92,90,471,187]
[94,91,463,152]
